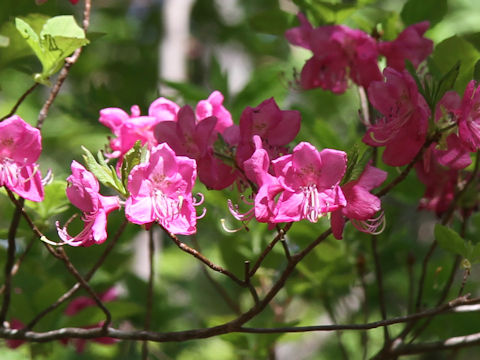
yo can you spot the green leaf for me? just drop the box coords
[0,35,9,47]
[474,59,480,82]
[82,146,127,196]
[401,0,447,27]
[434,224,469,258]
[434,61,460,104]
[430,36,480,93]
[248,9,296,36]
[121,140,143,190]
[15,15,89,84]
[25,180,69,221]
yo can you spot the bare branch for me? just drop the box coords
[0,193,24,325]
[160,225,245,287]
[36,0,92,130]
[0,83,40,122]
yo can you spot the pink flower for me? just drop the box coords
[457,80,480,151]
[271,142,347,223]
[5,319,25,349]
[196,91,233,134]
[65,288,118,316]
[63,288,118,353]
[363,67,430,166]
[431,91,471,170]
[100,98,179,159]
[415,156,458,216]
[378,22,433,71]
[236,98,301,170]
[125,143,201,235]
[56,161,120,247]
[331,165,387,239]
[286,14,382,93]
[237,136,283,224]
[154,105,237,190]
[0,115,44,202]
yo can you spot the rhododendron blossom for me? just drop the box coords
[286,14,382,93]
[378,21,433,71]
[196,90,233,133]
[271,142,347,223]
[236,98,301,169]
[62,288,118,353]
[457,80,480,151]
[363,67,430,166]
[0,115,44,202]
[240,136,283,224]
[154,105,237,190]
[100,98,179,159]
[125,143,201,234]
[331,165,387,239]
[56,161,120,246]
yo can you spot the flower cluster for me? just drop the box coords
[0,116,44,202]
[286,14,433,94]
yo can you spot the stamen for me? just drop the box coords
[220,218,248,233]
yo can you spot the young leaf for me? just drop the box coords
[81,146,126,196]
[434,61,460,104]
[401,0,447,27]
[15,15,89,84]
[434,224,469,258]
[121,140,143,190]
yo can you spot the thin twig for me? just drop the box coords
[3,295,478,343]
[244,261,259,305]
[0,193,24,325]
[47,246,112,330]
[249,223,293,277]
[0,83,40,121]
[371,235,390,344]
[191,236,241,314]
[356,253,369,360]
[160,225,244,286]
[142,228,156,360]
[0,235,36,295]
[26,219,127,330]
[36,0,92,130]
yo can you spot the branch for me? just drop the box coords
[142,228,156,360]
[249,223,292,277]
[26,219,127,330]
[2,295,479,343]
[0,192,24,325]
[192,236,241,314]
[0,83,40,121]
[371,235,390,343]
[36,0,92,130]
[160,225,244,287]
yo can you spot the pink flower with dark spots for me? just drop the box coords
[0,116,44,202]
[363,67,430,166]
[56,161,120,247]
[286,14,382,93]
[457,80,480,152]
[331,165,387,239]
[378,22,433,71]
[271,142,347,223]
[125,143,202,234]
[236,98,301,170]
[154,105,237,190]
